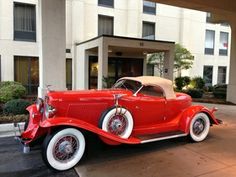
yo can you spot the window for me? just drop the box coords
[147,64,154,76]
[14,56,39,95]
[14,2,36,42]
[219,32,229,56]
[139,86,164,97]
[98,15,114,36]
[142,21,155,40]
[206,12,211,23]
[143,0,156,15]
[203,66,213,86]
[98,0,114,8]
[205,30,215,55]
[66,59,72,90]
[218,66,227,84]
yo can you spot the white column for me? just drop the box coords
[76,47,89,90]
[143,56,147,75]
[38,0,66,98]
[227,23,236,103]
[163,48,174,81]
[98,41,108,89]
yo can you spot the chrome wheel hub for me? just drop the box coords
[193,118,205,136]
[108,115,127,136]
[53,136,78,162]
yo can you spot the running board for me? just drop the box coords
[139,132,188,144]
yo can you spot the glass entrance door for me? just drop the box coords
[89,56,143,89]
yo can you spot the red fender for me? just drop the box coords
[40,117,141,145]
[179,105,219,134]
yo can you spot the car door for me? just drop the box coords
[134,85,166,127]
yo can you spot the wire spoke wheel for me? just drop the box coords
[100,107,133,139]
[42,128,86,171]
[190,113,210,142]
[53,135,79,163]
[107,114,128,136]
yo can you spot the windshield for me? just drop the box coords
[113,79,142,93]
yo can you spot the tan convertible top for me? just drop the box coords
[119,76,176,99]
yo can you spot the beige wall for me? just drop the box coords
[0,0,231,88]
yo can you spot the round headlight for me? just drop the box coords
[36,98,44,112]
[45,104,56,118]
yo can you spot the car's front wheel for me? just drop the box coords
[42,128,85,171]
[189,113,210,142]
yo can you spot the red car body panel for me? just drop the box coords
[21,88,218,145]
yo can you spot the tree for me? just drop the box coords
[147,44,194,77]
[147,52,164,76]
[174,44,194,77]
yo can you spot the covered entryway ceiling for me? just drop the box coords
[150,0,236,15]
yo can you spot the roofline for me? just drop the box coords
[76,34,175,46]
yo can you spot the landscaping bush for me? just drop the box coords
[203,85,214,92]
[190,77,205,89]
[0,81,26,103]
[3,99,31,115]
[213,84,227,99]
[185,89,203,98]
[175,76,191,90]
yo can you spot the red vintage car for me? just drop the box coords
[21,76,220,171]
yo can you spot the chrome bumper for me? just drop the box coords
[14,122,30,154]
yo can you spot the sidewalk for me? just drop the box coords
[0,122,24,138]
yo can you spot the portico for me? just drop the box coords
[76,35,175,89]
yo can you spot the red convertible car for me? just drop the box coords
[20,76,220,171]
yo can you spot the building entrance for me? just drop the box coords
[89,56,143,89]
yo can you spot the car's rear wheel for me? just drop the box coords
[42,128,85,171]
[189,113,210,142]
[99,107,133,139]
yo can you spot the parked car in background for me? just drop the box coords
[20,76,221,171]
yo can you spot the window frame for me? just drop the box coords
[143,0,156,15]
[204,30,215,55]
[66,58,73,90]
[98,0,114,8]
[203,65,213,86]
[14,56,39,95]
[13,2,36,42]
[142,21,156,40]
[219,32,229,56]
[98,15,114,36]
[217,66,227,84]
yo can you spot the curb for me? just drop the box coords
[0,122,25,137]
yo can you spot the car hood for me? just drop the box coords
[46,89,132,102]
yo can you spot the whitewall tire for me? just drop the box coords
[189,113,210,142]
[42,128,85,171]
[100,107,133,139]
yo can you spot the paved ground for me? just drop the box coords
[0,103,236,177]
[75,103,236,177]
[0,137,78,177]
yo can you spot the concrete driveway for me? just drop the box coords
[75,103,236,177]
[0,103,235,177]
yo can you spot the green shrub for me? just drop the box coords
[3,99,31,115]
[175,76,191,90]
[203,86,214,92]
[213,84,227,99]
[185,89,203,98]
[0,81,26,103]
[190,77,205,89]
